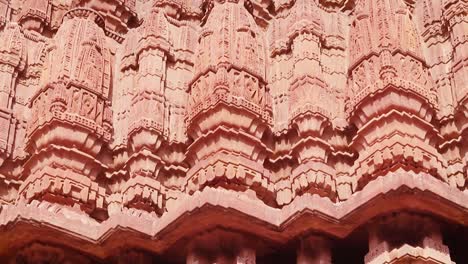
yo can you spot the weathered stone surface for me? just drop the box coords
[0,0,466,263]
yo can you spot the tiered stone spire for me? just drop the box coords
[0,0,464,262]
[185,0,274,205]
[21,7,111,213]
[340,0,445,199]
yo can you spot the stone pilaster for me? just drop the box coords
[365,214,454,264]
[12,243,91,264]
[187,248,210,264]
[186,231,256,264]
[297,235,331,264]
[115,249,153,264]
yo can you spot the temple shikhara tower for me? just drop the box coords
[0,0,467,263]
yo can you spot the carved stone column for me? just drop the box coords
[0,0,9,28]
[21,8,111,214]
[12,243,91,264]
[115,249,153,264]
[282,0,337,205]
[442,0,468,190]
[236,248,256,264]
[444,0,468,106]
[118,4,193,215]
[342,0,443,199]
[186,248,210,264]
[123,8,170,214]
[297,235,331,264]
[187,247,256,264]
[0,23,25,166]
[186,231,256,264]
[364,214,454,264]
[185,0,274,205]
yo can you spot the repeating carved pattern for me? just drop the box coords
[0,0,465,263]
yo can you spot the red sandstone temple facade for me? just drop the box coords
[0,0,467,263]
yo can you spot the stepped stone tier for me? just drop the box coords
[0,0,467,263]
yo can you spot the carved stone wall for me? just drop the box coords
[0,0,466,263]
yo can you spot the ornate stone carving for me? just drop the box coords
[13,243,92,264]
[0,0,465,262]
[338,0,448,199]
[71,0,138,35]
[0,0,9,28]
[18,0,51,32]
[185,0,274,205]
[0,23,26,167]
[115,249,153,264]
[20,8,111,213]
[297,235,331,264]
[365,213,455,264]
[186,231,257,264]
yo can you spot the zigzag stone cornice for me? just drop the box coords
[0,0,467,261]
[0,171,466,259]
